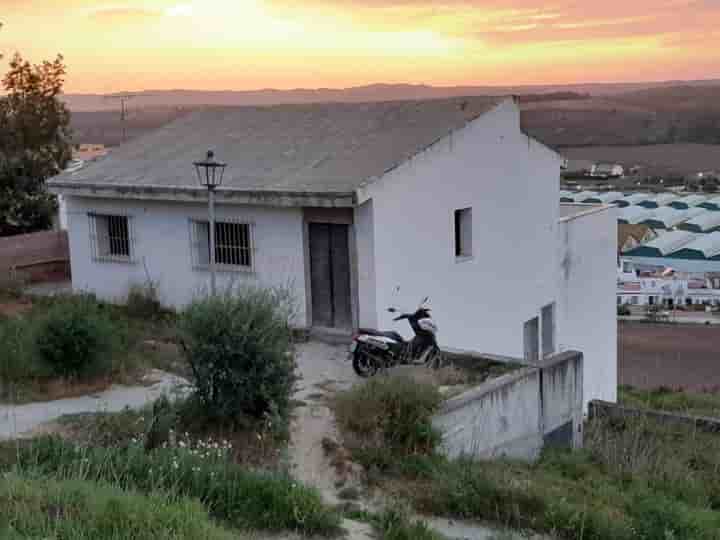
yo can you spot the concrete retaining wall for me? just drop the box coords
[433,350,583,461]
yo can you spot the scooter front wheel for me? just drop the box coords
[352,350,379,378]
[426,346,446,369]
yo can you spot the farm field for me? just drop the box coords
[562,143,720,177]
[618,322,720,391]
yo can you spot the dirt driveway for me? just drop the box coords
[618,322,720,391]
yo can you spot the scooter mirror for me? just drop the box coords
[387,307,397,313]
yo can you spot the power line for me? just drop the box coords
[103,93,152,144]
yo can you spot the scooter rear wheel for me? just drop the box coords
[352,350,378,377]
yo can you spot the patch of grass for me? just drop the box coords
[53,397,287,468]
[0,472,237,540]
[341,506,443,540]
[4,436,341,537]
[334,375,442,471]
[346,410,720,540]
[126,280,166,320]
[619,385,720,418]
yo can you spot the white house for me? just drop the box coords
[49,96,617,407]
[590,163,624,179]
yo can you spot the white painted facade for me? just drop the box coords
[558,205,618,406]
[358,100,561,358]
[61,98,617,407]
[64,197,308,326]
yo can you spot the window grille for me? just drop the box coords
[190,219,254,271]
[89,213,134,263]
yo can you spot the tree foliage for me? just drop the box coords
[0,24,72,236]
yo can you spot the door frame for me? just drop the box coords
[302,208,359,331]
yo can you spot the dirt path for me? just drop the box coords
[0,370,189,441]
[288,342,545,540]
[289,342,374,539]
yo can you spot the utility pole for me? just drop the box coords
[104,93,151,144]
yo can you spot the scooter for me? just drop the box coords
[348,297,444,377]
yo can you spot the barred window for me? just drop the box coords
[89,213,134,263]
[190,220,253,270]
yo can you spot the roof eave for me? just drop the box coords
[47,180,357,208]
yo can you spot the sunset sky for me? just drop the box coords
[1,0,719,93]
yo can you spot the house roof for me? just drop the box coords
[671,232,720,260]
[627,230,698,257]
[584,191,623,204]
[642,206,706,229]
[619,205,656,225]
[670,194,707,209]
[679,211,720,233]
[49,96,505,198]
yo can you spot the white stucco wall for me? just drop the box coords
[557,205,618,407]
[433,351,584,461]
[361,98,562,357]
[354,200,377,329]
[64,197,308,325]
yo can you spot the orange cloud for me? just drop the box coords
[87,7,162,23]
[0,0,718,92]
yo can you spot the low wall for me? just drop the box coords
[0,230,70,283]
[589,400,720,433]
[433,350,583,461]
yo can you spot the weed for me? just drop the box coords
[0,472,236,540]
[619,385,720,418]
[5,436,341,536]
[373,415,720,540]
[334,375,442,468]
[126,280,165,320]
[374,505,445,540]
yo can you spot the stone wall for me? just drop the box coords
[433,350,583,461]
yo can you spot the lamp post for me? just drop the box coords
[194,150,227,296]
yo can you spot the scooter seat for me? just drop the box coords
[358,328,404,343]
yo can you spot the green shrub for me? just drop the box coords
[334,375,442,465]
[178,287,297,427]
[0,473,235,540]
[126,281,164,320]
[8,436,341,537]
[35,294,119,378]
[0,315,44,383]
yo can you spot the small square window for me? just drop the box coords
[190,219,253,270]
[541,303,556,357]
[523,316,539,364]
[89,213,133,263]
[454,207,472,259]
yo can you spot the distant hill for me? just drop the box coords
[61,80,720,112]
[66,81,720,150]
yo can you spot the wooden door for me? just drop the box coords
[309,223,352,329]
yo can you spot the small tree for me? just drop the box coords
[178,287,297,428]
[0,23,72,236]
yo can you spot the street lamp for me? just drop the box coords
[194,150,227,296]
